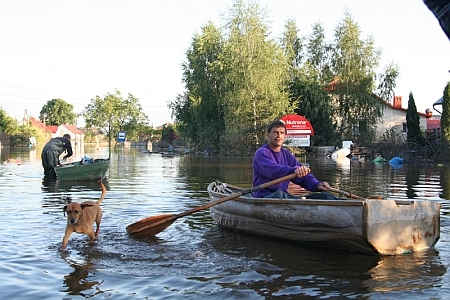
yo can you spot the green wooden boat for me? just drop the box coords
[56,158,110,181]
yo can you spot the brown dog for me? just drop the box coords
[62,181,106,249]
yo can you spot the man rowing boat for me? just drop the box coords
[252,119,337,199]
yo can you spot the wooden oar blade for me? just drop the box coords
[126,214,176,237]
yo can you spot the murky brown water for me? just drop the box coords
[0,146,449,299]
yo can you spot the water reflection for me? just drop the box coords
[206,229,379,298]
[440,166,450,200]
[62,260,104,297]
[364,249,446,292]
[61,250,105,297]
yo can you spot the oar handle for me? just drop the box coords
[328,187,364,199]
[176,172,298,218]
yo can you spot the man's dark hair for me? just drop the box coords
[266,119,286,133]
[63,134,71,140]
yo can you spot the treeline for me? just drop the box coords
[0,91,176,147]
[170,0,400,155]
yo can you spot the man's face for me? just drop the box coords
[266,126,285,148]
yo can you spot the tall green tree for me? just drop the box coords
[289,76,338,146]
[40,98,77,125]
[0,107,17,134]
[375,61,400,103]
[221,0,291,152]
[170,21,225,151]
[440,82,450,144]
[329,11,383,142]
[280,20,337,146]
[83,90,148,152]
[305,22,334,85]
[406,92,426,145]
[280,19,304,72]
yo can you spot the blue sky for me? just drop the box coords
[0,0,449,127]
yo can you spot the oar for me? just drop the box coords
[328,187,364,199]
[126,173,298,238]
[328,188,364,199]
[328,187,383,200]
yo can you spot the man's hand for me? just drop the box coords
[316,181,331,191]
[294,166,311,178]
[287,182,307,196]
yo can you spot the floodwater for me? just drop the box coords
[0,146,449,299]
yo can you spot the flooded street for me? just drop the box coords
[1,146,449,299]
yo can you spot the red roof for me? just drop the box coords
[427,119,440,130]
[62,124,84,135]
[29,117,45,131]
[46,125,59,134]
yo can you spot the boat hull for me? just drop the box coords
[55,159,110,181]
[207,182,441,255]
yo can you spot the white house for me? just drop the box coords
[375,95,432,141]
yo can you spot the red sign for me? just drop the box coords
[280,114,314,136]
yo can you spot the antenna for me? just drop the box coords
[23,109,29,125]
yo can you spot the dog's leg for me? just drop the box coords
[94,212,102,239]
[62,229,74,249]
[87,230,96,244]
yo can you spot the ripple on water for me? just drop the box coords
[1,150,450,299]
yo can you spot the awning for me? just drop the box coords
[433,97,443,114]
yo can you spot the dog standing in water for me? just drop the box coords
[62,181,106,249]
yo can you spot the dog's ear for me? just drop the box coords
[81,204,94,209]
[63,205,67,216]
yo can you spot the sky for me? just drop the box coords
[0,0,449,128]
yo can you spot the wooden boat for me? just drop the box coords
[56,158,110,181]
[207,181,441,255]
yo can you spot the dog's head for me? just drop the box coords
[63,202,94,224]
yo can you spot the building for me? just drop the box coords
[375,95,432,141]
[29,117,85,146]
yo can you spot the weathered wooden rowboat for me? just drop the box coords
[56,158,110,181]
[207,181,441,255]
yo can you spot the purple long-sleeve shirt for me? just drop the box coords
[252,144,321,197]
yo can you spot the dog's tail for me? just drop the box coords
[97,181,106,205]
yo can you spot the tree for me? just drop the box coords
[375,61,400,103]
[0,107,17,134]
[289,76,338,146]
[440,82,450,144]
[329,11,383,142]
[304,22,334,85]
[221,0,292,152]
[40,98,77,125]
[406,92,426,145]
[280,19,304,72]
[170,21,226,151]
[281,20,337,146]
[83,90,149,152]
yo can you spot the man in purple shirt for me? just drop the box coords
[252,119,336,199]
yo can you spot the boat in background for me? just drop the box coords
[372,156,387,163]
[55,158,110,181]
[328,141,352,159]
[389,156,403,168]
[207,181,441,255]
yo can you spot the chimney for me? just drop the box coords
[393,96,402,108]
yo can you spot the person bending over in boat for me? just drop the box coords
[41,134,73,180]
[253,119,337,200]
